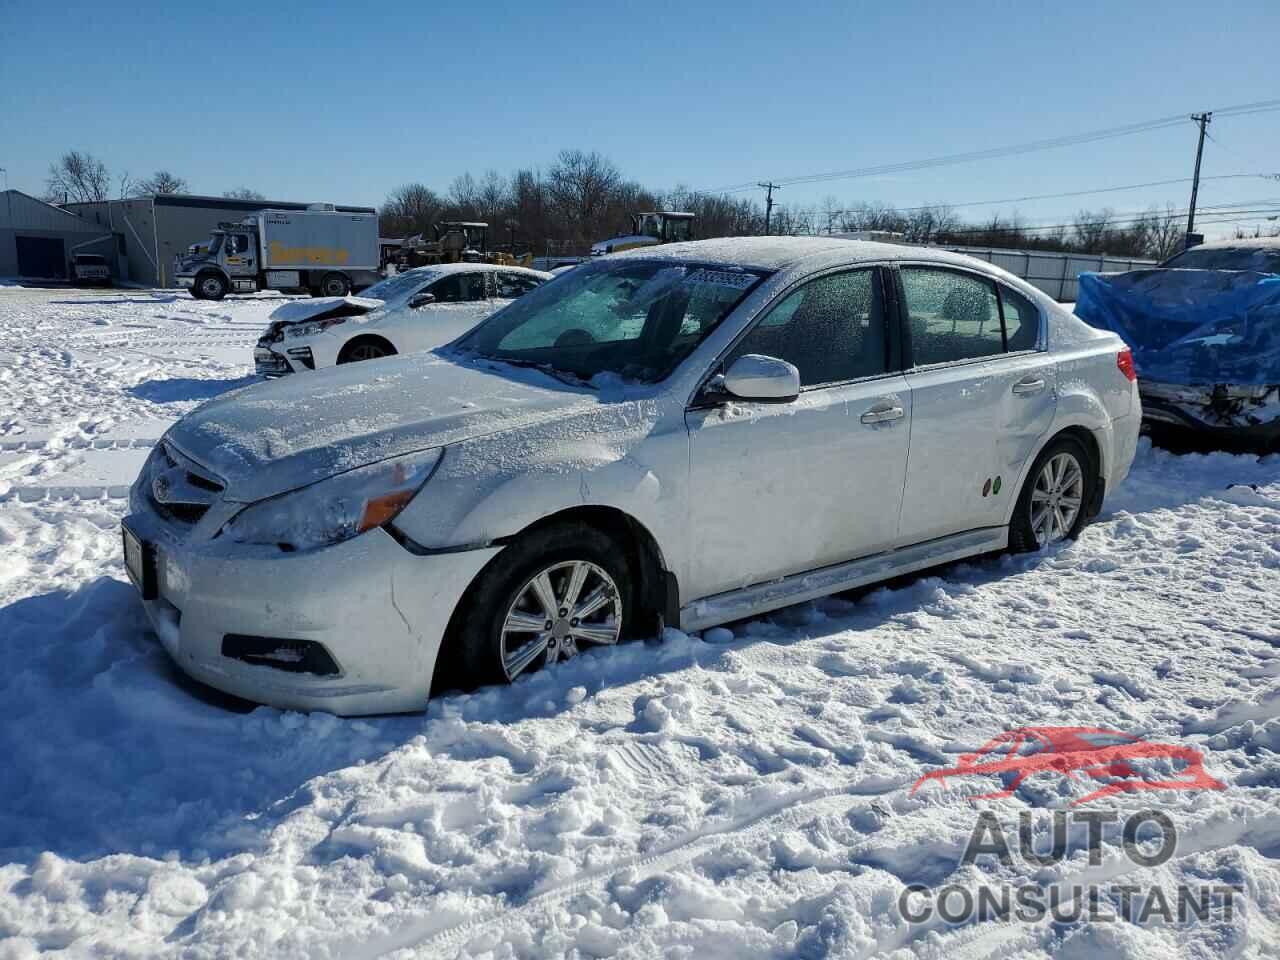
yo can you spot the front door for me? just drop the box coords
[685,267,912,601]
[401,271,493,351]
[895,266,1057,544]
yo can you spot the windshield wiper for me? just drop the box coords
[473,355,591,388]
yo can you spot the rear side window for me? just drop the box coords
[729,268,887,387]
[495,272,542,298]
[901,268,1002,366]
[999,284,1040,351]
[430,273,486,303]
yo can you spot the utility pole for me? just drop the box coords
[1185,112,1212,248]
[758,181,779,235]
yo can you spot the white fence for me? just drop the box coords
[943,245,1156,302]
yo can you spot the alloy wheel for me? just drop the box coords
[347,343,387,362]
[1030,452,1084,546]
[500,560,622,680]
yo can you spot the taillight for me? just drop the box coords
[1117,348,1137,382]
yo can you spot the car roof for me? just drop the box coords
[397,262,552,278]
[612,235,990,273]
[1177,237,1280,252]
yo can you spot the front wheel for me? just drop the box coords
[452,523,633,689]
[1009,435,1094,552]
[195,273,228,301]
[337,338,395,363]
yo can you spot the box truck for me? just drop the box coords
[175,204,380,300]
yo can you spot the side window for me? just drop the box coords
[230,234,251,255]
[429,274,487,303]
[728,269,886,388]
[998,285,1040,352]
[495,272,542,298]
[901,268,1002,366]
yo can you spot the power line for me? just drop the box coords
[700,98,1280,195]
[811,173,1278,222]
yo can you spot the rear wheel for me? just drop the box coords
[452,523,633,689]
[320,273,351,297]
[1009,435,1094,552]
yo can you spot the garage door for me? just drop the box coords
[15,236,67,279]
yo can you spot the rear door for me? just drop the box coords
[684,266,912,600]
[895,266,1056,544]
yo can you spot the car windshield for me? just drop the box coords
[453,258,768,385]
[1161,246,1280,272]
[76,255,105,265]
[206,233,224,256]
[361,270,440,301]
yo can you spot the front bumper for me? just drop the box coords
[175,275,195,289]
[124,506,501,715]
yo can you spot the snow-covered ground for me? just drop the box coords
[1,287,1278,959]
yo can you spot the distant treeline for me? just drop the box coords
[377,149,1195,260]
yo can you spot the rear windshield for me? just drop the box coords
[453,258,769,386]
[76,255,106,265]
[1161,246,1280,273]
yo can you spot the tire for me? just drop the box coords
[1008,434,1095,552]
[451,522,635,689]
[337,338,396,364]
[320,273,351,297]
[195,272,228,301]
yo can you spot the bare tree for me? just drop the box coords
[133,170,188,196]
[222,187,266,201]
[1145,204,1184,260]
[547,150,622,246]
[44,150,110,203]
[379,183,445,237]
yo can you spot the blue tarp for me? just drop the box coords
[1076,269,1280,386]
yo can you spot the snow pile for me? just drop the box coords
[1,287,1279,957]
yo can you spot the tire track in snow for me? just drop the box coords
[355,774,915,959]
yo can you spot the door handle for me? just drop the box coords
[1012,377,1046,396]
[860,403,905,425]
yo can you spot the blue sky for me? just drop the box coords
[3,0,1278,238]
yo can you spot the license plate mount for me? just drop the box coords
[122,521,158,600]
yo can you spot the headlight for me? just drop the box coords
[220,448,443,551]
[287,317,349,338]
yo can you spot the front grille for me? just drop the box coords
[147,443,224,526]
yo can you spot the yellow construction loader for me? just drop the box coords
[591,211,695,256]
[398,222,534,269]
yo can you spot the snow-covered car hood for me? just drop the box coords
[164,353,597,503]
[266,295,385,326]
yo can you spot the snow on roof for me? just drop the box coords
[411,262,550,277]
[1185,236,1280,251]
[613,235,913,270]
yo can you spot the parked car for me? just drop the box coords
[1076,238,1280,451]
[123,237,1139,715]
[253,263,553,376]
[71,253,111,287]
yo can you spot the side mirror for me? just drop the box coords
[721,354,800,402]
[409,292,435,309]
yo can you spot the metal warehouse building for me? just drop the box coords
[0,190,119,281]
[65,193,376,287]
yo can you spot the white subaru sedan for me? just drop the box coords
[253,263,551,376]
[124,237,1140,715]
